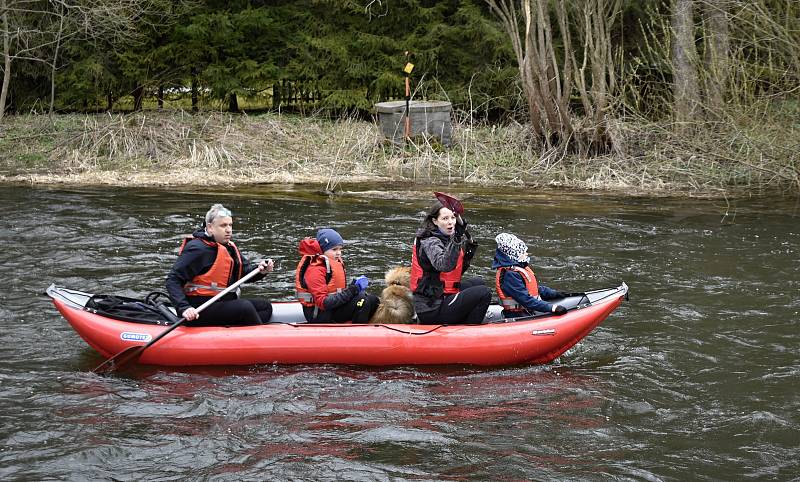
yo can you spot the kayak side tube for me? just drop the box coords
[47,282,628,367]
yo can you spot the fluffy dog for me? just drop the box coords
[369,266,415,324]
[384,265,411,288]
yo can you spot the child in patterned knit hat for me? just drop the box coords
[492,232,568,318]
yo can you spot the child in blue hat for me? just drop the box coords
[295,228,379,323]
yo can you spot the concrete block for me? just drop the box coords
[375,100,453,146]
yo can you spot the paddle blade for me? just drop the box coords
[92,345,144,375]
[433,191,464,215]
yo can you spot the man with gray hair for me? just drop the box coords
[166,203,275,326]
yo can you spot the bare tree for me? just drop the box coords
[701,0,729,118]
[484,0,621,150]
[0,0,164,121]
[49,1,65,115]
[725,0,799,99]
[671,0,702,126]
[485,0,571,145]
[570,0,622,146]
[0,0,10,120]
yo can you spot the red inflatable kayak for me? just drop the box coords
[47,283,628,367]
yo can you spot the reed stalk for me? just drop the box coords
[0,106,796,196]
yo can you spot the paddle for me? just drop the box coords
[434,191,468,234]
[434,191,474,250]
[92,266,263,375]
[433,191,464,215]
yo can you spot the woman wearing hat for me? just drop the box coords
[295,228,379,323]
[492,232,568,318]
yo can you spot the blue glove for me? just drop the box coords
[352,275,369,292]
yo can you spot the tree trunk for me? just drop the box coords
[567,0,620,150]
[157,84,164,109]
[0,1,11,122]
[485,0,574,146]
[132,83,144,111]
[49,6,65,116]
[702,0,729,119]
[228,92,239,112]
[486,0,619,150]
[191,70,198,112]
[672,0,701,125]
[107,91,114,112]
[273,82,281,108]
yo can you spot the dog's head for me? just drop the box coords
[371,284,415,324]
[385,266,411,288]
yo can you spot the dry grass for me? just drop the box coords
[0,108,797,196]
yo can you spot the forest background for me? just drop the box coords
[0,0,798,196]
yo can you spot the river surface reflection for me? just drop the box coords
[0,185,797,480]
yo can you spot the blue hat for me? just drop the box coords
[316,228,345,252]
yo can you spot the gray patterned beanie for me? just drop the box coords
[495,233,529,262]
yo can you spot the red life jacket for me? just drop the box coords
[295,237,347,307]
[179,236,243,297]
[495,265,540,312]
[410,237,464,296]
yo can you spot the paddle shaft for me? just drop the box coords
[404,51,411,138]
[92,266,263,374]
[142,266,262,348]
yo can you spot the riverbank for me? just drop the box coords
[0,110,797,197]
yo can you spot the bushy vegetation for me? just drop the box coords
[0,0,798,195]
[2,0,517,117]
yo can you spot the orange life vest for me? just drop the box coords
[495,265,540,312]
[294,237,347,307]
[179,237,243,297]
[410,237,464,296]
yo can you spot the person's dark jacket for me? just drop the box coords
[166,229,264,313]
[491,249,561,314]
[412,226,478,315]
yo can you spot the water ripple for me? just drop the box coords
[0,186,798,480]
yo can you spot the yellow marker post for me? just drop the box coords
[404,53,414,139]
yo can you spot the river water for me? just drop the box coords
[1,185,797,480]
